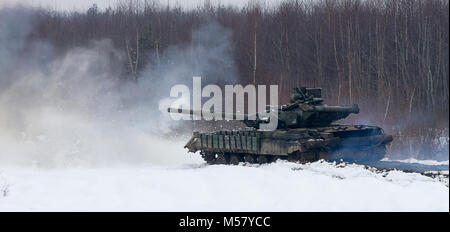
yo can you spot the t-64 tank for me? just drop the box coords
[168,87,393,164]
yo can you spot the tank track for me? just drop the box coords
[200,145,387,165]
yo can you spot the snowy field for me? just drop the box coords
[1,7,448,211]
[0,158,448,212]
[0,119,448,211]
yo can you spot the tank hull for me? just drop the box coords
[184,125,393,164]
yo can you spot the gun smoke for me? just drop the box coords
[0,6,235,167]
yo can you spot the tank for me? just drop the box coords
[168,87,393,164]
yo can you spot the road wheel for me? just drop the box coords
[270,156,279,163]
[201,152,216,164]
[288,152,300,162]
[243,154,255,164]
[256,155,268,164]
[215,153,228,164]
[302,152,319,163]
[229,154,242,165]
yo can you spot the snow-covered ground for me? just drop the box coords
[382,157,449,166]
[0,134,448,212]
[0,160,448,212]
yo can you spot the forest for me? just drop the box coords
[9,0,450,159]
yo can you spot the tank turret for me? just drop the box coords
[278,87,359,128]
[168,87,360,129]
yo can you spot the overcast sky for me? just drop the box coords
[0,0,281,11]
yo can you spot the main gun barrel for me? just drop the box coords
[167,107,264,121]
[312,104,359,114]
[168,108,201,115]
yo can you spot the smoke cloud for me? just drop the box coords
[0,7,235,167]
